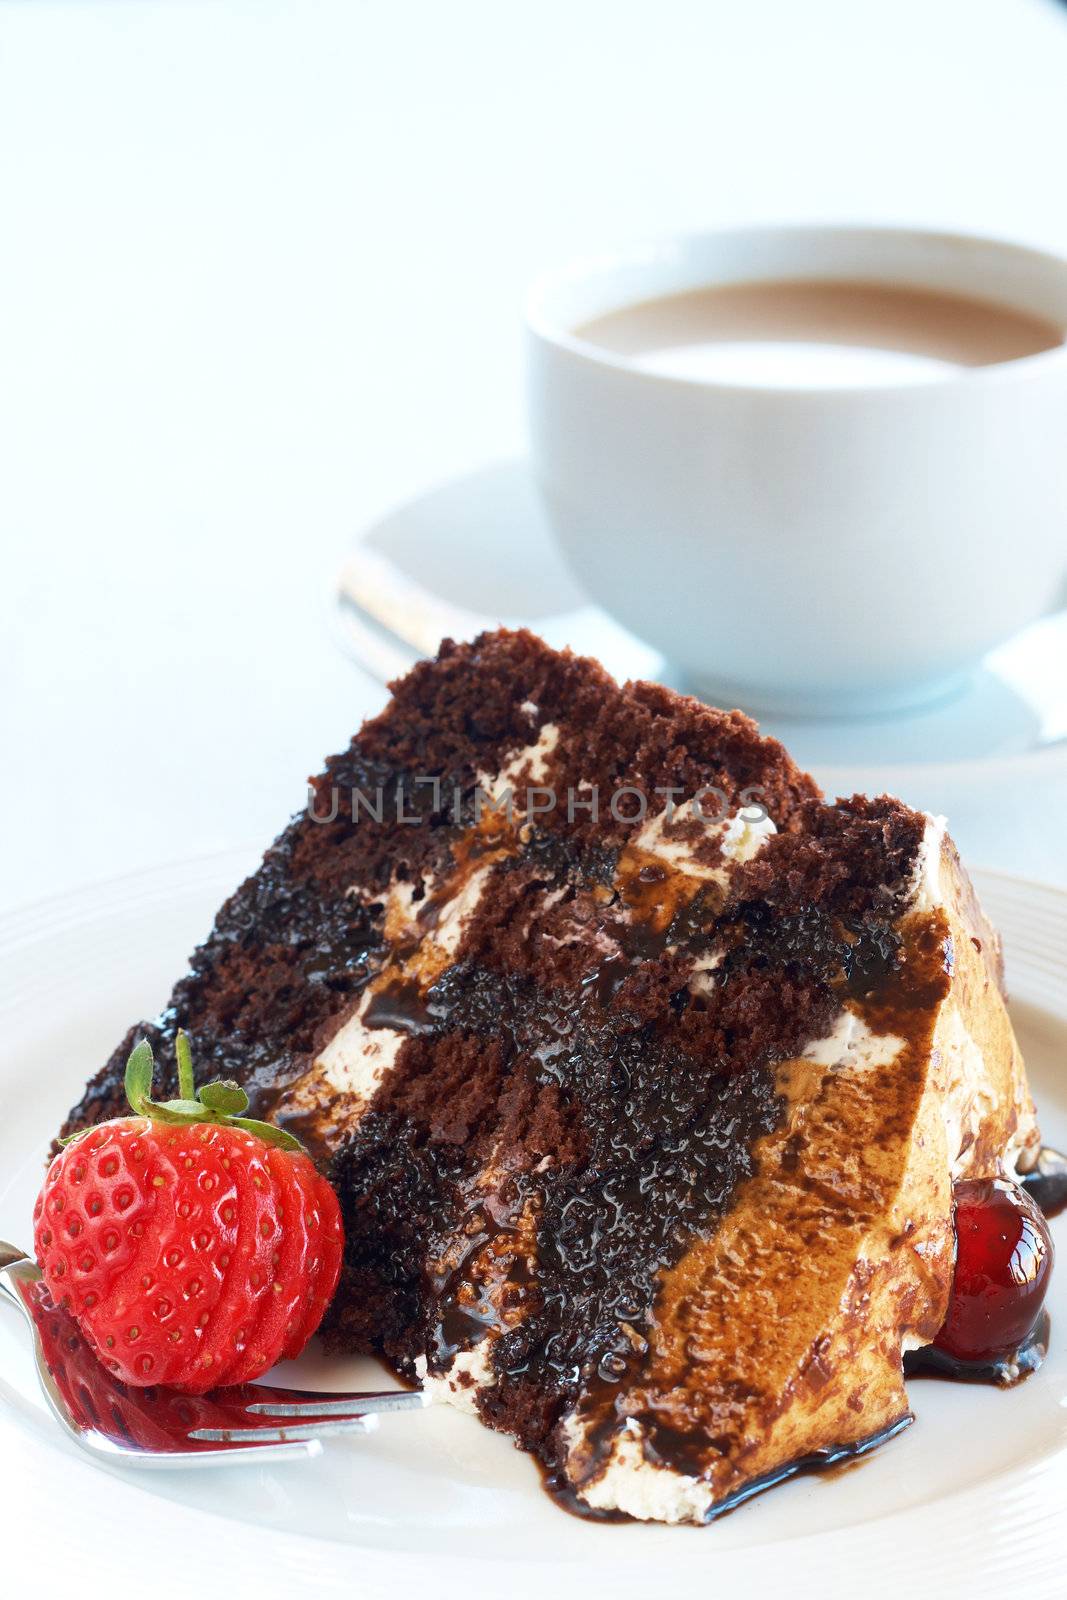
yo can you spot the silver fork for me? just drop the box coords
[0,1241,426,1467]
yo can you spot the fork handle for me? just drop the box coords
[0,1243,37,1321]
[0,1241,31,1273]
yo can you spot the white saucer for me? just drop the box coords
[333,458,1067,884]
[3,855,1067,1599]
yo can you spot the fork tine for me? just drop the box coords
[242,1389,428,1418]
[188,1415,378,1444]
[2,1242,425,1465]
[88,1436,325,1467]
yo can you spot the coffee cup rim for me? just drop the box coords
[525,221,1067,397]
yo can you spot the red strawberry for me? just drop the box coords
[34,1032,344,1393]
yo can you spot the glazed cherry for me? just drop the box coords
[934,1176,1054,1366]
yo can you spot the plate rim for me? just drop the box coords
[3,856,1067,1599]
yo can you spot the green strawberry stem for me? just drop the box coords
[62,1033,305,1152]
[175,1029,195,1102]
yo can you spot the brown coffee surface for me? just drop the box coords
[579,278,1064,373]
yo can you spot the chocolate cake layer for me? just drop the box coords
[62,630,1039,1521]
[65,630,820,1130]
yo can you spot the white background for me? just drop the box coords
[4,0,1067,914]
[2,1,1067,1591]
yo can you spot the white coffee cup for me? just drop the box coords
[525,225,1067,717]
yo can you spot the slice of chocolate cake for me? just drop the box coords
[63,629,1041,1522]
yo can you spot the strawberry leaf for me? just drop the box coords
[198,1079,249,1116]
[124,1038,155,1117]
[229,1116,305,1153]
[146,1098,209,1123]
[119,1035,306,1154]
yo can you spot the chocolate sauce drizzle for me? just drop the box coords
[904,1311,1050,1387]
[542,1413,915,1523]
[61,632,1036,1526]
[1021,1148,1067,1220]
[352,850,1063,1524]
[330,818,930,1518]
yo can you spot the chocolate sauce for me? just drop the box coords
[60,630,961,1525]
[364,980,440,1036]
[904,1311,1050,1387]
[329,817,945,1507]
[1022,1147,1067,1219]
[542,1413,914,1523]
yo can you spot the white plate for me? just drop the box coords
[332,460,1067,889]
[2,853,1067,1598]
